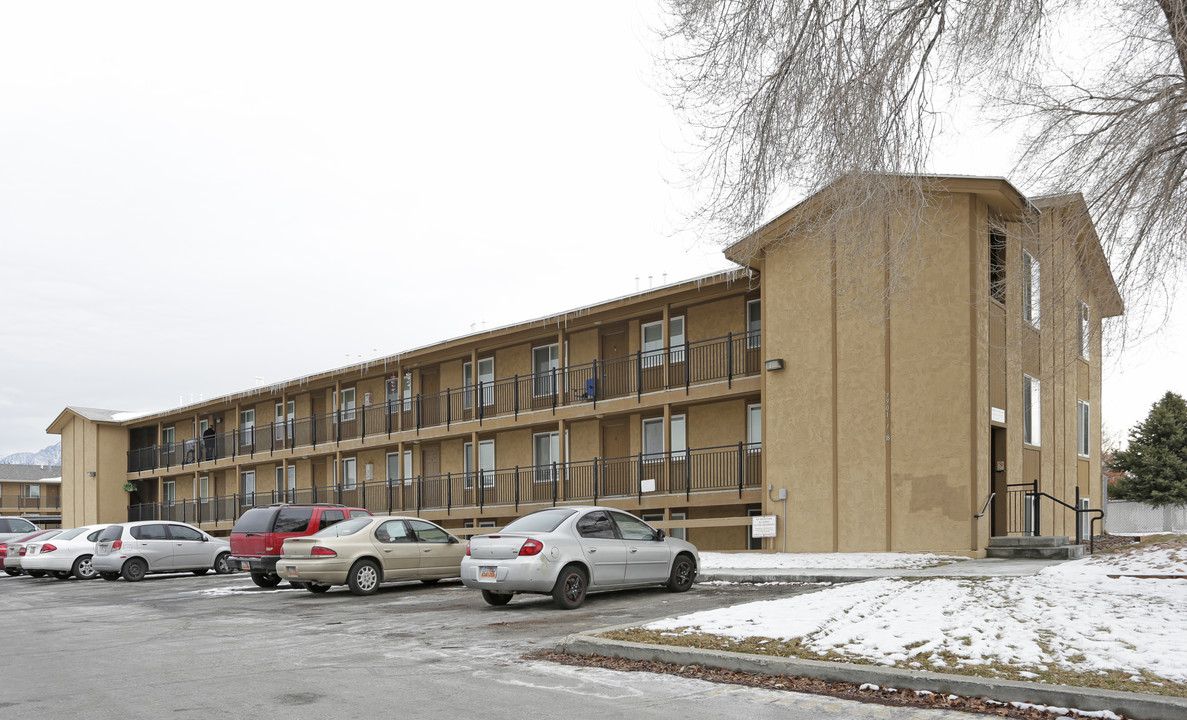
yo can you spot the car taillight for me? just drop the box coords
[19,547,27,556]
[465,542,471,556]
[40,544,57,553]
[517,539,544,556]
[111,540,123,550]
[311,546,337,557]
[0,543,7,555]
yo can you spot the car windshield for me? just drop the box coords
[310,517,371,538]
[501,509,577,534]
[56,527,90,541]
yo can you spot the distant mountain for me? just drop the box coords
[1,442,62,466]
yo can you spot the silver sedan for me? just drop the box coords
[461,505,698,609]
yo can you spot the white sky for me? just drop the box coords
[1,1,1183,458]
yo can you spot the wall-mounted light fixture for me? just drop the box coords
[764,358,785,371]
[86,471,97,477]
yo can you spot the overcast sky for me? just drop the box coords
[1,1,1183,459]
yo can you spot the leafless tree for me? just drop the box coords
[658,0,1187,336]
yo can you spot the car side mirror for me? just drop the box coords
[655,529,666,541]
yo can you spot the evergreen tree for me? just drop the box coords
[1109,392,1187,506]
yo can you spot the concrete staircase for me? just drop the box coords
[987,536,1086,560]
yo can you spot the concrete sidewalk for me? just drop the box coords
[556,558,1187,720]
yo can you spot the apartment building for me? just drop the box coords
[0,464,62,527]
[48,175,1122,554]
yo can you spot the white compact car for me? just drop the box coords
[92,521,232,581]
[22,525,109,580]
[461,506,698,609]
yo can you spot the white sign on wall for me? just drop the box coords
[751,515,777,538]
[991,407,1006,424]
[640,478,656,493]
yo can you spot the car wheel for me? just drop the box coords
[481,589,512,606]
[420,578,440,586]
[73,555,97,580]
[53,571,72,580]
[99,571,120,581]
[305,583,330,593]
[3,568,21,577]
[551,564,588,610]
[347,560,381,596]
[27,570,48,578]
[251,572,282,588]
[666,554,695,593]
[213,553,232,575]
[122,558,147,582]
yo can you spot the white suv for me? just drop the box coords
[92,521,233,582]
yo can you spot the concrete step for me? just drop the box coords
[988,535,1071,548]
[986,544,1086,560]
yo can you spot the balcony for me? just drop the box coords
[127,442,763,526]
[0,495,62,514]
[126,330,762,474]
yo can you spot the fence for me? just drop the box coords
[1105,501,1187,535]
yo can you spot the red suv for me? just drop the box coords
[230,504,372,587]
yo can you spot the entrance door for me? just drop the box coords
[601,421,630,496]
[991,426,1008,536]
[600,329,628,399]
[419,369,441,426]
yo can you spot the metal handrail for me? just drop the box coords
[974,492,995,518]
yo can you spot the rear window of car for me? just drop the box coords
[231,507,278,534]
[272,508,314,533]
[56,527,90,541]
[97,525,124,542]
[501,509,576,534]
[311,517,370,538]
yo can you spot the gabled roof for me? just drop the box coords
[0,464,62,482]
[45,406,132,434]
[1029,193,1124,318]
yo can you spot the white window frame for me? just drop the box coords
[403,450,413,485]
[23,484,41,499]
[287,464,296,493]
[532,343,559,397]
[747,299,761,348]
[669,315,686,362]
[386,452,401,485]
[1079,302,1090,360]
[641,320,664,368]
[671,414,687,454]
[533,431,560,483]
[340,388,356,421]
[162,480,175,505]
[1078,400,1090,457]
[747,403,762,448]
[275,467,285,494]
[199,475,210,501]
[1023,250,1040,328]
[1023,375,1041,446]
[642,417,664,462]
[403,372,413,412]
[670,511,687,541]
[342,457,357,490]
[242,470,256,503]
[464,440,496,489]
[240,410,255,445]
[162,426,175,447]
[275,400,294,440]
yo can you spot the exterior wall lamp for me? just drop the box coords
[764,358,785,371]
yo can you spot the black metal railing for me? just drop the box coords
[1001,480,1104,552]
[127,442,763,525]
[126,330,762,473]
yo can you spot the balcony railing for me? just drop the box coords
[0,496,62,512]
[126,330,762,473]
[127,442,762,524]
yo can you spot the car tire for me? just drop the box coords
[53,571,72,580]
[420,578,440,586]
[100,571,120,581]
[551,564,588,610]
[27,570,48,578]
[3,568,21,577]
[481,589,512,606]
[73,555,97,580]
[305,583,330,594]
[347,559,381,596]
[213,553,232,575]
[666,554,695,593]
[122,558,147,582]
[251,572,282,588]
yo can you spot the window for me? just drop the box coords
[403,372,413,411]
[162,427,175,447]
[1023,250,1040,327]
[132,524,169,540]
[240,410,255,445]
[375,519,412,543]
[464,440,495,489]
[1078,400,1090,457]
[167,524,203,541]
[463,358,495,410]
[386,452,401,485]
[409,519,450,543]
[403,450,413,485]
[242,470,256,502]
[669,316,686,362]
[747,299,761,348]
[275,467,284,494]
[671,414,687,454]
[609,510,657,541]
[161,481,175,505]
[747,508,763,550]
[275,400,294,440]
[747,404,762,448]
[670,511,687,541]
[989,229,1007,304]
[1079,302,1090,360]
[340,388,356,421]
[317,509,346,531]
[342,458,357,490]
[22,484,40,499]
[642,320,664,368]
[533,432,560,483]
[387,375,400,407]
[273,508,314,533]
[1023,375,1041,446]
[577,511,617,539]
[642,417,664,460]
[199,476,210,501]
[533,344,559,397]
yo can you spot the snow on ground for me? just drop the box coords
[1039,540,1187,576]
[647,547,1187,684]
[699,551,967,570]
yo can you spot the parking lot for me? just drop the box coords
[0,572,986,719]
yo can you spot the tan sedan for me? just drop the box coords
[278,515,466,595]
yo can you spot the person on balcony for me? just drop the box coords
[203,424,217,461]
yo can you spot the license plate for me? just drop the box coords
[479,566,497,581]
[285,566,298,578]
[240,561,251,571]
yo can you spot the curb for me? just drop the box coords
[557,622,1187,720]
[698,571,873,584]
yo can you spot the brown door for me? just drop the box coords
[601,421,631,496]
[991,426,1008,536]
[600,329,629,399]
[420,445,442,508]
[419,369,441,427]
